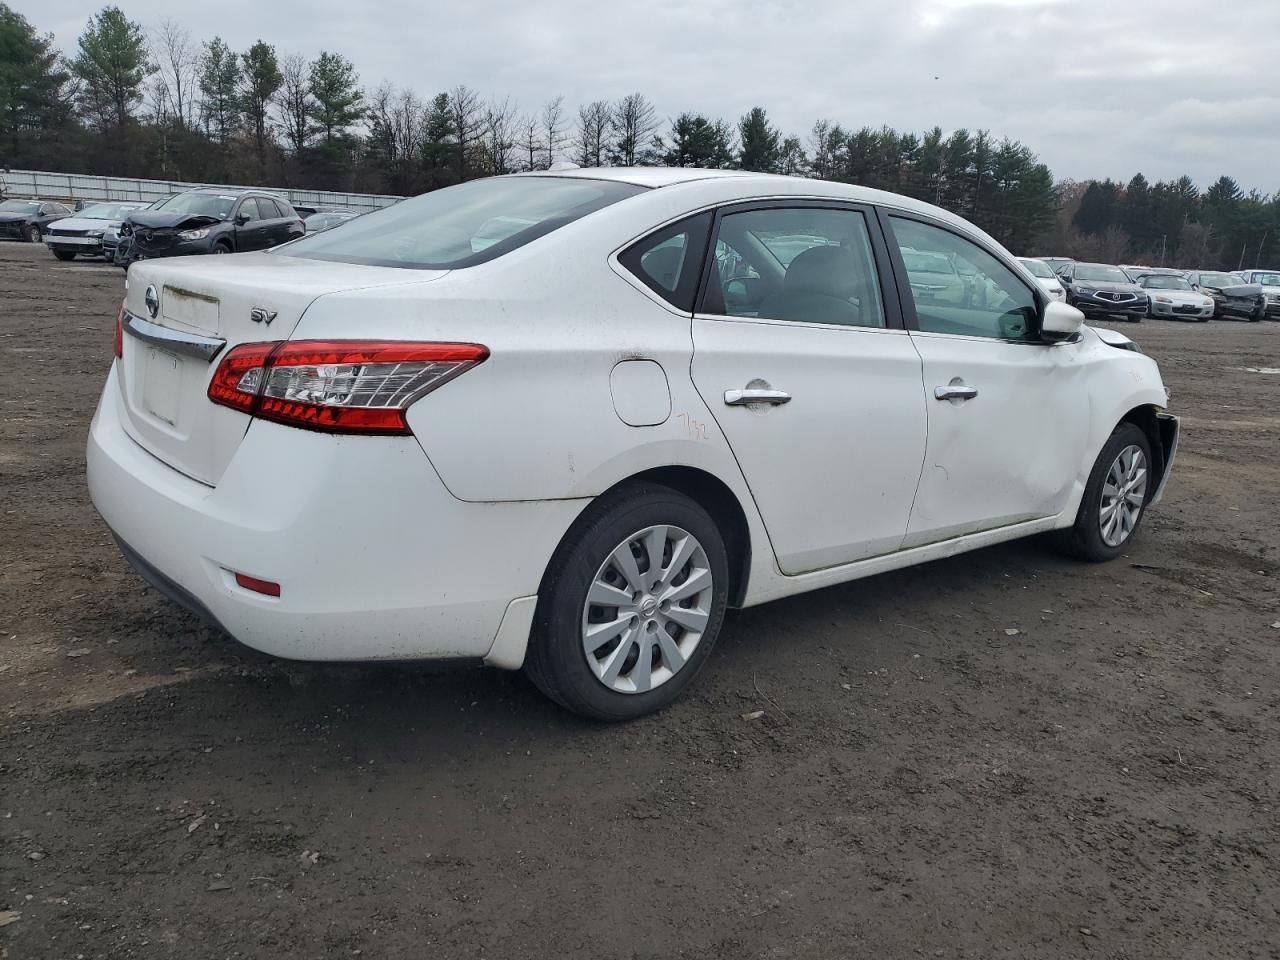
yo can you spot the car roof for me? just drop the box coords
[517,167,987,238]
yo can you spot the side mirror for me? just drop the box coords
[234,214,249,226]
[1041,300,1084,342]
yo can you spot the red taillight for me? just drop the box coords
[114,299,125,358]
[234,572,281,597]
[207,340,488,434]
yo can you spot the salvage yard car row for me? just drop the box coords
[1022,256,1277,322]
[0,189,364,263]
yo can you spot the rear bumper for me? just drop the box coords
[87,364,585,662]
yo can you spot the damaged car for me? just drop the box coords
[1185,270,1266,322]
[115,189,304,268]
[45,201,149,260]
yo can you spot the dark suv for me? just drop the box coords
[1056,262,1148,322]
[115,189,304,267]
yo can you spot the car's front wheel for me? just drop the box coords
[25,224,41,243]
[525,483,729,721]
[1058,422,1154,562]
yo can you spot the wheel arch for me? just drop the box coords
[538,465,753,609]
[1118,403,1173,488]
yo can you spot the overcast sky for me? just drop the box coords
[24,0,1280,192]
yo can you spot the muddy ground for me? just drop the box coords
[1,240,1277,959]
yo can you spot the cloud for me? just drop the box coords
[26,0,1280,192]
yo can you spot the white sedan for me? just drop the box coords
[87,168,1178,720]
[1017,257,1068,300]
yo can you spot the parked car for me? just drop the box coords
[87,168,1177,721]
[0,198,73,242]
[115,189,304,267]
[303,210,359,233]
[101,198,169,261]
[1185,270,1266,322]
[1017,257,1067,300]
[1037,256,1074,274]
[1057,262,1148,321]
[1236,269,1280,319]
[44,201,149,261]
[1135,274,1214,321]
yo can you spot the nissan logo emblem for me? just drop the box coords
[144,285,159,318]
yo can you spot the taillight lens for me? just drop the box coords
[207,340,488,434]
[114,300,125,358]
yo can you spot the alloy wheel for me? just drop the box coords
[581,524,714,694]
[1099,444,1147,547]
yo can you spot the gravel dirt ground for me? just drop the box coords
[1,241,1278,960]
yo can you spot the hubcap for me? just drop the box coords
[1099,444,1148,547]
[581,524,714,695]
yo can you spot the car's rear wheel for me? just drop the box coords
[1058,422,1153,562]
[525,483,729,721]
[52,249,76,261]
[25,225,41,243]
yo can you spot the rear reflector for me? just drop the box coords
[234,572,281,597]
[208,340,488,434]
[114,299,125,358]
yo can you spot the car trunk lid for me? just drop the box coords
[117,252,447,486]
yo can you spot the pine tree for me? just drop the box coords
[737,106,780,172]
[197,37,241,146]
[70,6,152,129]
[240,40,282,173]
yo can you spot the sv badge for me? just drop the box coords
[250,307,278,325]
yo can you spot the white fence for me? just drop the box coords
[0,169,404,213]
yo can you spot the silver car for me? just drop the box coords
[1135,274,1214,321]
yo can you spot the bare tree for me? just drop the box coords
[482,96,518,175]
[276,53,312,153]
[573,99,611,168]
[609,92,658,166]
[515,112,545,171]
[449,84,482,180]
[541,94,565,167]
[149,18,196,127]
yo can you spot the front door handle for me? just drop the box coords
[934,383,979,401]
[725,388,792,406]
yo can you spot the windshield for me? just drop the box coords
[0,200,40,213]
[902,250,956,275]
[1018,259,1055,278]
[1249,272,1280,285]
[1199,273,1239,287]
[1076,265,1129,283]
[280,176,645,270]
[78,202,143,220]
[156,192,237,219]
[1141,276,1191,290]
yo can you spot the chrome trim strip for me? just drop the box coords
[123,311,226,363]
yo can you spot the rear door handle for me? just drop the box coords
[725,388,792,406]
[934,383,979,401]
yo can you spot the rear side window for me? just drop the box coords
[279,176,645,270]
[618,213,711,311]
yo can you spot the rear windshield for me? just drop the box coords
[278,176,646,270]
[1076,264,1129,282]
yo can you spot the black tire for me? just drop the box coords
[212,242,232,254]
[52,249,76,261]
[525,482,729,721]
[25,224,41,243]
[1057,422,1154,563]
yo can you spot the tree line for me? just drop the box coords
[1,4,1276,268]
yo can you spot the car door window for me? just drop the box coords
[618,212,711,311]
[700,207,886,329]
[890,216,1038,341]
[238,198,262,222]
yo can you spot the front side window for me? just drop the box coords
[618,213,711,312]
[890,216,1037,341]
[238,198,263,222]
[280,176,645,270]
[701,207,886,329]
